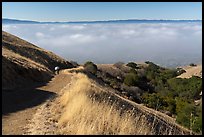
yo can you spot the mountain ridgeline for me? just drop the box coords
[2,18,202,24]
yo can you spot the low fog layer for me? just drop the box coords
[2,23,202,68]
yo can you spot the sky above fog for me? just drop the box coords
[3,2,202,21]
[2,23,202,68]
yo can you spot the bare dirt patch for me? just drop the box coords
[177,64,202,78]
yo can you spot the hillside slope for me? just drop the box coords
[177,64,202,78]
[2,31,197,135]
[24,68,193,135]
[2,31,74,89]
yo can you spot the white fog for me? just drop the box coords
[2,22,202,67]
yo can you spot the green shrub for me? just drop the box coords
[124,72,139,86]
[129,68,137,74]
[145,61,151,64]
[192,113,202,133]
[146,61,160,72]
[110,79,120,89]
[167,76,202,100]
[142,93,167,110]
[126,62,137,69]
[191,103,202,133]
[165,97,176,114]
[84,61,95,67]
[160,69,178,79]
[146,70,156,80]
[130,61,202,133]
[175,98,195,129]
[84,61,98,75]
[189,63,197,67]
[176,68,186,75]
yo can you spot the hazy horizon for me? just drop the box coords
[2,18,202,22]
[2,22,202,68]
[2,2,202,68]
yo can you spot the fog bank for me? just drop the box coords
[2,22,202,67]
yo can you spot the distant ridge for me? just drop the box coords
[3,18,40,24]
[2,18,202,24]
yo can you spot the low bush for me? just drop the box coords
[124,72,139,86]
[189,63,197,67]
[175,98,195,129]
[126,62,138,69]
[167,76,202,100]
[84,61,98,75]
[176,68,186,75]
[142,93,168,110]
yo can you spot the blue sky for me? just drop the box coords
[2,2,202,21]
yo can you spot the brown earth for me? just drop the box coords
[177,64,202,78]
[2,70,72,135]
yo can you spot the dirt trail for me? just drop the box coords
[2,66,192,135]
[23,67,84,135]
[2,70,73,135]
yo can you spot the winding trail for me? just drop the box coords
[2,66,192,135]
[2,68,75,135]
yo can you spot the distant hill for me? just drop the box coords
[2,18,202,24]
[2,18,40,24]
[2,31,74,89]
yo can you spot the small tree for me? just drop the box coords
[84,61,98,75]
[126,62,138,69]
[145,61,151,64]
[142,93,167,110]
[189,63,197,67]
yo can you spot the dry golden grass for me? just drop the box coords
[24,70,192,135]
[57,73,152,135]
[2,31,74,89]
[45,70,192,135]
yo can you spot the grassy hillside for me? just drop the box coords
[31,71,192,135]
[95,62,202,134]
[2,31,74,89]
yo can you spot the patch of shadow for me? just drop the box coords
[2,88,57,115]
